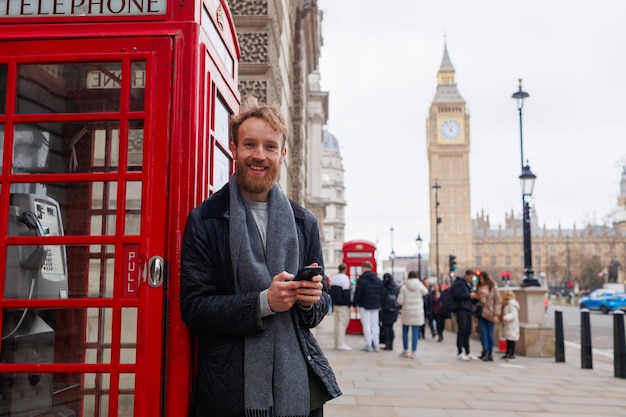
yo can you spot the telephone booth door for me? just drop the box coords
[0,37,172,417]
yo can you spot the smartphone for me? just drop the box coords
[294,265,323,281]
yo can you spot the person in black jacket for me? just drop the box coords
[451,269,481,361]
[180,97,340,417]
[379,273,399,350]
[352,261,384,352]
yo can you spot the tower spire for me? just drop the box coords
[439,40,455,73]
[433,40,463,103]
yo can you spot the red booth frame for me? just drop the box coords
[0,1,240,416]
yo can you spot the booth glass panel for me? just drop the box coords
[124,181,142,235]
[17,63,124,114]
[12,122,122,174]
[126,120,143,171]
[0,370,136,417]
[0,64,6,114]
[129,61,146,112]
[2,307,137,365]
[214,95,230,147]
[8,182,128,237]
[4,242,142,300]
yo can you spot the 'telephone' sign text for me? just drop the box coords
[0,0,167,17]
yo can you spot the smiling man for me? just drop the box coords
[180,97,341,417]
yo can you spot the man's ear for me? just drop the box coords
[229,140,237,155]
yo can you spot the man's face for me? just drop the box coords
[230,117,286,202]
[465,273,474,283]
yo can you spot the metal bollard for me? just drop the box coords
[555,309,565,362]
[580,308,593,369]
[614,310,626,378]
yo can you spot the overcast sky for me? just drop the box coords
[317,0,626,265]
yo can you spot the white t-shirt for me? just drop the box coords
[329,272,350,290]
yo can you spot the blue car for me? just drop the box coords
[579,289,626,314]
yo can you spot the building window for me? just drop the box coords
[505,245,511,253]
[505,256,511,266]
[536,256,542,267]
[490,256,496,266]
[335,250,343,264]
[476,256,482,266]
[475,244,481,253]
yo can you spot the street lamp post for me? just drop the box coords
[415,234,423,279]
[390,226,395,278]
[512,79,540,287]
[432,183,441,281]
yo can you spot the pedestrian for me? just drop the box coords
[396,270,429,359]
[500,288,520,360]
[180,97,341,417]
[380,273,399,350]
[421,277,437,339]
[352,261,384,352]
[452,269,481,361]
[474,270,501,361]
[329,263,353,351]
[431,281,447,342]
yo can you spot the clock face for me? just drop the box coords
[440,120,462,140]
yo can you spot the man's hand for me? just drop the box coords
[266,268,323,312]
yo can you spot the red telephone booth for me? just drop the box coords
[342,240,377,335]
[0,2,239,417]
[342,240,377,279]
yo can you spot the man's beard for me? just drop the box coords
[237,162,280,194]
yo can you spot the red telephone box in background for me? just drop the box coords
[342,240,377,335]
[342,240,377,279]
[0,2,239,417]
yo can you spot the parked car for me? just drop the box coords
[578,289,626,314]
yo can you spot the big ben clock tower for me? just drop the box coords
[427,42,472,282]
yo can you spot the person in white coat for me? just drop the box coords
[500,288,520,360]
[396,271,429,359]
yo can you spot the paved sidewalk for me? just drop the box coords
[314,315,626,417]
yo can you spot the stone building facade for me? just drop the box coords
[428,43,626,289]
[230,0,328,224]
[473,168,626,289]
[320,129,346,276]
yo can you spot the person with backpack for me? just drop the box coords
[379,273,399,350]
[397,271,429,359]
[452,269,481,361]
[352,262,384,352]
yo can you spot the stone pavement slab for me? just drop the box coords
[313,315,626,417]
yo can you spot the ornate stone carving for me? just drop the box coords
[238,80,267,103]
[238,33,269,64]
[230,0,268,16]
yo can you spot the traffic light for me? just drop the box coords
[448,255,457,273]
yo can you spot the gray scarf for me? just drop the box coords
[228,174,310,417]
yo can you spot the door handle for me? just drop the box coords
[147,256,164,288]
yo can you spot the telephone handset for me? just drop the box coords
[16,211,46,271]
